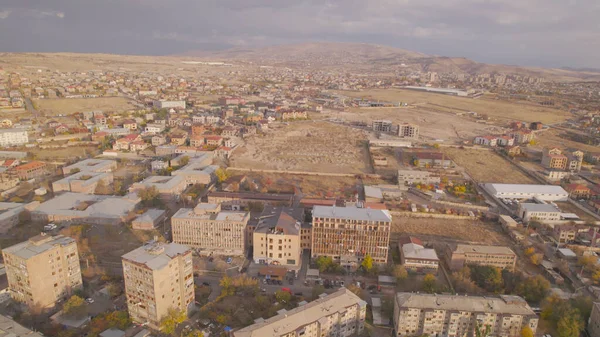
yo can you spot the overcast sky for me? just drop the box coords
[1,0,599,68]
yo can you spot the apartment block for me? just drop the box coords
[233,288,366,337]
[372,120,393,133]
[589,303,600,337]
[553,224,585,244]
[541,148,568,170]
[311,206,392,266]
[2,234,82,308]
[0,128,28,147]
[394,293,538,337]
[399,123,419,139]
[122,242,194,330]
[172,203,249,256]
[252,206,304,267]
[445,244,517,271]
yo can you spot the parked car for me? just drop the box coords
[226,257,233,264]
[202,282,210,287]
[85,298,94,304]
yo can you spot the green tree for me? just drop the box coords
[468,265,504,293]
[160,308,187,335]
[182,330,204,337]
[521,326,534,337]
[422,274,436,293]
[275,290,292,303]
[180,156,190,166]
[578,255,598,273]
[137,186,160,207]
[315,256,335,272]
[556,309,584,337]
[63,295,87,318]
[347,284,362,297]
[571,296,593,323]
[515,275,550,302]
[361,254,373,272]
[215,168,230,183]
[393,265,408,283]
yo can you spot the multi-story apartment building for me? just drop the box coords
[445,244,517,271]
[311,206,392,266]
[122,242,194,330]
[399,123,419,139]
[172,203,249,256]
[541,148,568,170]
[252,206,304,267]
[589,302,600,337]
[3,234,82,308]
[394,293,538,337]
[301,224,312,250]
[567,151,584,172]
[553,224,585,244]
[0,128,28,147]
[233,288,366,337]
[372,120,393,133]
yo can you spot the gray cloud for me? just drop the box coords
[0,0,598,68]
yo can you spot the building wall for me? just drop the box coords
[589,304,600,337]
[311,216,390,264]
[253,232,301,266]
[399,124,419,139]
[123,250,194,330]
[0,130,28,146]
[172,215,248,256]
[445,247,517,271]
[301,227,312,250]
[3,238,82,308]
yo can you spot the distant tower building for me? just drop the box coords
[429,72,438,82]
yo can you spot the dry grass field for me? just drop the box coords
[231,121,370,174]
[534,128,600,153]
[34,97,136,115]
[441,147,536,183]
[391,217,510,245]
[335,89,571,124]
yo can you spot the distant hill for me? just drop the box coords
[179,42,600,81]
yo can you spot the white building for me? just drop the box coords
[397,170,441,186]
[517,203,563,223]
[153,100,186,109]
[483,183,569,201]
[394,293,538,337]
[0,128,28,147]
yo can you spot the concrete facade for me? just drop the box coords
[122,242,194,330]
[445,244,517,271]
[3,234,82,308]
[252,206,304,267]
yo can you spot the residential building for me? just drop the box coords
[553,224,584,244]
[497,135,515,146]
[52,171,113,194]
[0,202,29,233]
[113,134,142,151]
[530,122,543,130]
[129,175,188,199]
[151,136,167,147]
[122,119,137,130]
[397,170,441,186]
[445,244,517,271]
[506,146,522,156]
[13,161,47,180]
[145,124,165,135]
[122,242,194,330]
[474,136,498,147]
[204,135,223,147]
[0,128,28,147]
[207,192,294,210]
[252,206,304,267]
[589,302,600,337]
[565,184,591,199]
[542,148,568,170]
[398,236,439,272]
[517,203,562,223]
[276,110,307,120]
[483,183,569,201]
[394,293,538,337]
[509,130,534,144]
[311,206,392,266]
[170,154,217,185]
[3,234,82,308]
[170,133,187,146]
[567,151,584,172]
[372,120,393,133]
[233,288,366,337]
[301,224,312,251]
[172,203,249,256]
[61,159,117,175]
[399,123,419,139]
[153,100,186,109]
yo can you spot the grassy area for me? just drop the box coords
[336,89,570,124]
[442,147,536,184]
[34,97,135,116]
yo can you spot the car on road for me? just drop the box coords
[202,282,210,287]
[85,298,94,304]
[288,278,294,285]
[226,257,233,264]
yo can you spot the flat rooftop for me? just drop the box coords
[453,244,516,256]
[312,206,391,222]
[122,242,191,270]
[62,158,116,174]
[519,203,561,213]
[172,208,248,222]
[0,314,44,336]
[3,234,75,260]
[31,192,140,219]
[484,183,568,196]
[233,288,366,337]
[395,293,535,316]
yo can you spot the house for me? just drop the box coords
[189,135,204,148]
[12,161,48,180]
[222,126,237,137]
[47,120,61,128]
[509,129,534,144]
[170,133,188,146]
[277,110,307,120]
[205,135,223,147]
[497,135,515,146]
[506,146,522,156]
[151,135,167,146]
[55,124,69,134]
[191,125,205,136]
[113,134,142,151]
[398,236,439,272]
[215,146,233,159]
[257,120,269,131]
[121,119,137,130]
[530,122,544,130]
[473,136,498,147]
[565,184,591,199]
[553,225,585,244]
[130,141,149,152]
